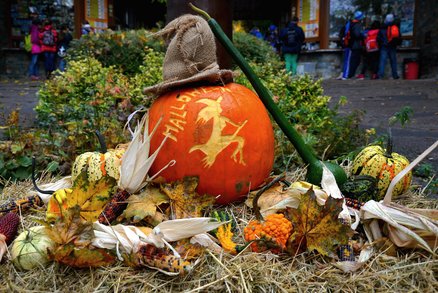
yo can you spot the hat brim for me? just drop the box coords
[143,68,234,96]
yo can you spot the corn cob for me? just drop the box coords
[134,243,196,274]
[0,212,20,245]
[0,195,44,216]
[97,189,130,224]
[0,212,20,261]
[344,197,365,210]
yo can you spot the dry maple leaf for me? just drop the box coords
[45,206,115,267]
[45,205,94,247]
[49,244,115,268]
[121,186,169,224]
[286,188,352,257]
[160,177,216,219]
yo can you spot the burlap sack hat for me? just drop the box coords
[143,14,233,96]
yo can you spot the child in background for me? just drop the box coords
[39,20,58,79]
[57,25,73,71]
[357,20,381,79]
[28,19,42,80]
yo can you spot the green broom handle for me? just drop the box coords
[190,4,319,167]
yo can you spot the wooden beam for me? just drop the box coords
[74,0,85,39]
[319,0,329,49]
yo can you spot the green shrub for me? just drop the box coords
[232,31,282,67]
[68,29,165,76]
[36,58,132,152]
[34,49,162,166]
[232,34,365,169]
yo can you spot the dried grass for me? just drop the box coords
[1,174,437,293]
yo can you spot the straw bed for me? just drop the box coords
[1,176,437,292]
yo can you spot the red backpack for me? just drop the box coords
[387,25,400,43]
[365,29,379,52]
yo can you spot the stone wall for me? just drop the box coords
[297,48,420,79]
[0,49,45,78]
[414,0,438,78]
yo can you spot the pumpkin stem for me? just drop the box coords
[385,127,393,157]
[94,130,108,153]
[31,157,55,195]
[189,3,211,20]
[253,174,285,221]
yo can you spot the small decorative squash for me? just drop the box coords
[71,131,125,183]
[148,83,275,205]
[11,226,55,270]
[352,135,412,199]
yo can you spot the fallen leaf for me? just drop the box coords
[46,170,117,222]
[286,188,352,257]
[245,181,328,216]
[121,186,169,223]
[45,206,115,267]
[49,244,115,268]
[245,181,289,210]
[161,177,216,219]
[45,205,94,247]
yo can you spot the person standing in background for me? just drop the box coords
[249,26,263,39]
[357,20,381,79]
[264,24,281,53]
[346,11,365,79]
[57,25,73,72]
[28,19,42,80]
[81,21,94,36]
[377,14,401,79]
[39,20,58,79]
[279,17,305,75]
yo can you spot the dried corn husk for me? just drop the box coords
[360,140,438,253]
[119,111,175,194]
[33,176,72,203]
[92,217,224,258]
[322,165,360,230]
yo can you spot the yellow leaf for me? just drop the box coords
[121,186,169,223]
[245,181,327,216]
[46,171,117,222]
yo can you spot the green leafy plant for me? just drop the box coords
[389,106,413,127]
[232,31,282,66]
[68,29,165,76]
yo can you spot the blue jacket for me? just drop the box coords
[348,20,364,50]
[279,22,305,54]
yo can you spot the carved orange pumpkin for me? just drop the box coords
[148,83,275,204]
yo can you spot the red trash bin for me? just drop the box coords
[404,59,419,80]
